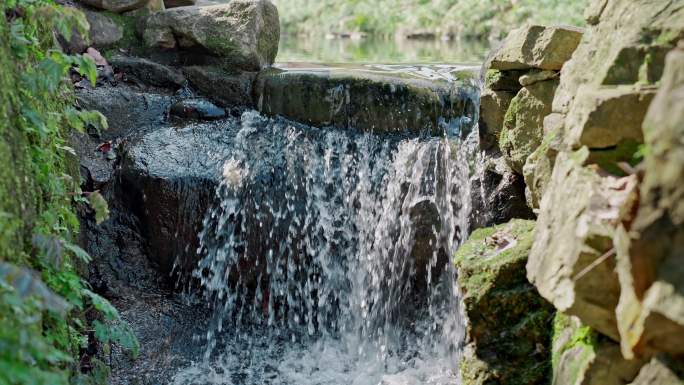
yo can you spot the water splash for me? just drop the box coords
[172,106,480,384]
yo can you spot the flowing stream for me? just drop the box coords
[170,71,481,385]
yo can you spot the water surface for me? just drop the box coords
[277,35,488,64]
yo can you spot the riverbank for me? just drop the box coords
[274,0,588,41]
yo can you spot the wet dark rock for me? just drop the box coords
[170,98,226,120]
[76,85,173,138]
[119,121,238,275]
[164,0,196,7]
[79,179,208,385]
[410,199,448,289]
[184,65,256,108]
[110,55,187,89]
[70,133,116,190]
[470,156,535,229]
[254,66,480,135]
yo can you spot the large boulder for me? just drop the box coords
[527,148,640,341]
[456,219,554,385]
[79,0,149,13]
[489,25,583,71]
[552,314,645,385]
[615,43,684,359]
[499,79,558,173]
[143,1,280,71]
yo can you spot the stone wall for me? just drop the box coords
[465,0,684,384]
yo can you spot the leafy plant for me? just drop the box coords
[0,1,137,384]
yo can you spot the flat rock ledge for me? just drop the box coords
[254,65,480,135]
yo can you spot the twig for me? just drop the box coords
[573,248,616,281]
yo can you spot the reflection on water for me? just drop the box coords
[277,35,489,64]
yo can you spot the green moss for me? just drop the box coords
[456,219,555,385]
[551,313,599,385]
[587,138,642,176]
[454,219,535,301]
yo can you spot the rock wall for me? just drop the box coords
[467,0,684,384]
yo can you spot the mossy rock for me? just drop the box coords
[500,79,558,174]
[455,219,555,385]
[552,313,645,385]
[254,67,480,135]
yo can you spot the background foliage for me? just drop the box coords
[274,0,588,39]
[0,1,137,384]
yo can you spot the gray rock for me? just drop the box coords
[85,10,124,49]
[564,85,656,149]
[110,55,186,89]
[489,25,583,71]
[143,1,280,71]
[184,66,256,107]
[615,45,684,359]
[76,86,173,138]
[527,148,640,341]
[470,156,534,229]
[60,8,123,53]
[551,0,684,115]
[78,0,149,13]
[522,122,562,210]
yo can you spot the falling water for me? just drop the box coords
[171,79,480,385]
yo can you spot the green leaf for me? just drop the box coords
[74,55,98,86]
[78,110,109,132]
[88,191,110,225]
[0,262,71,316]
[82,289,118,320]
[63,242,92,264]
[92,320,140,358]
[56,144,77,156]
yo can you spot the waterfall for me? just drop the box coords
[172,83,480,385]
